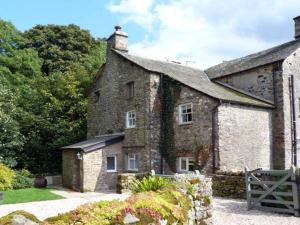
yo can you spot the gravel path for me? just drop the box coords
[0,190,129,221]
[213,197,300,225]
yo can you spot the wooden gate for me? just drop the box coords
[245,166,299,216]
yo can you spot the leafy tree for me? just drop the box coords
[0,19,106,173]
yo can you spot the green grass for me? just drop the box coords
[1,188,64,205]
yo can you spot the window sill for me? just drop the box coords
[179,122,193,126]
[127,169,138,172]
[125,127,136,129]
[107,170,117,173]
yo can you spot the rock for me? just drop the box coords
[12,215,38,225]
[123,213,140,224]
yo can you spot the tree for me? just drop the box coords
[0,20,105,173]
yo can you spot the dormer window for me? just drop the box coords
[179,103,193,124]
[127,82,134,98]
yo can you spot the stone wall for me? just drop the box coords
[82,142,123,191]
[216,103,272,171]
[117,173,213,224]
[173,86,219,174]
[212,172,245,199]
[217,64,274,102]
[62,150,81,191]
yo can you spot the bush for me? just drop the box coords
[12,169,34,189]
[0,163,14,191]
[130,176,171,193]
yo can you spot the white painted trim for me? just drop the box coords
[107,155,117,172]
[126,111,136,128]
[178,103,193,124]
[128,153,138,171]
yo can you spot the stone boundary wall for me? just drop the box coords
[212,172,246,199]
[117,173,213,224]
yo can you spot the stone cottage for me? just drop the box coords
[62,17,300,191]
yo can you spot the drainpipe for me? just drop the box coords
[289,75,298,166]
[212,101,221,173]
[159,73,164,174]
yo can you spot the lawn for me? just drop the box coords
[1,188,64,204]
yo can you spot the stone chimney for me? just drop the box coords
[294,16,300,39]
[106,26,128,54]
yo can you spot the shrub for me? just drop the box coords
[0,163,14,191]
[12,169,34,189]
[130,176,171,193]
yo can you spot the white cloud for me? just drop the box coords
[108,0,300,69]
[107,0,155,30]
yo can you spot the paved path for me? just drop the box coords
[0,188,129,221]
[213,197,300,225]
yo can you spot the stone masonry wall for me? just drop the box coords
[216,103,272,171]
[217,64,274,102]
[215,63,292,169]
[212,172,245,199]
[62,150,78,190]
[87,51,153,172]
[173,86,219,173]
[82,142,123,191]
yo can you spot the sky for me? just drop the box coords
[1,0,300,69]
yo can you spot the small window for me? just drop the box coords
[127,82,134,98]
[179,103,193,124]
[126,111,136,128]
[94,89,100,103]
[128,153,138,171]
[107,155,117,172]
[179,157,194,172]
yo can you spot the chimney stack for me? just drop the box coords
[294,16,300,39]
[106,25,128,54]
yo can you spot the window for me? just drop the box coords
[128,153,138,171]
[127,82,134,98]
[106,155,117,172]
[94,89,100,103]
[179,157,195,172]
[179,103,193,124]
[126,111,136,128]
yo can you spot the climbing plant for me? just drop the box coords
[160,76,181,172]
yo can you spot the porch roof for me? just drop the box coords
[61,133,124,153]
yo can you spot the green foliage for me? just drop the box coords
[160,76,181,171]
[0,210,41,225]
[44,187,191,225]
[12,169,34,189]
[0,163,15,191]
[0,19,106,173]
[130,176,171,193]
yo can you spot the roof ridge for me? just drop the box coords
[113,49,204,72]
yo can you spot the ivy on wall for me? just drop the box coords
[160,76,181,172]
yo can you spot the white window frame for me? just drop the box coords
[126,111,136,128]
[106,155,117,172]
[179,157,194,172]
[179,103,193,124]
[128,153,138,171]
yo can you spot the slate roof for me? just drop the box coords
[205,38,300,79]
[114,50,273,108]
[62,133,124,153]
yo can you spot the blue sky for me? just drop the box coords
[1,0,300,68]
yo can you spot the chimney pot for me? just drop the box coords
[115,25,122,31]
[293,16,300,39]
